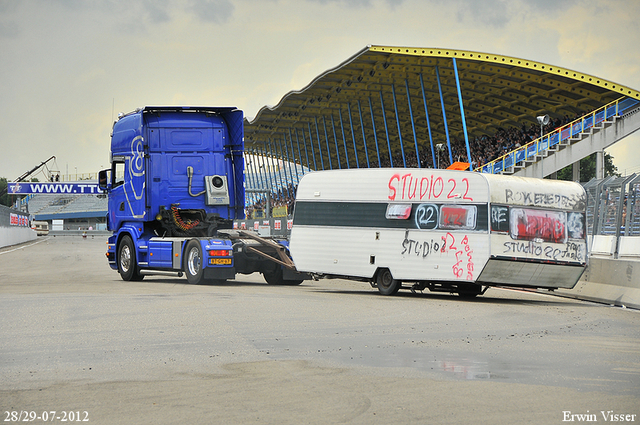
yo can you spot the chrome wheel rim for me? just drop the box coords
[187,248,201,276]
[120,244,131,273]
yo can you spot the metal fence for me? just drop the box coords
[585,173,640,258]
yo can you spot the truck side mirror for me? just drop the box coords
[98,169,110,191]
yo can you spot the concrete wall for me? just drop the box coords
[541,257,640,309]
[0,204,37,249]
[0,226,37,248]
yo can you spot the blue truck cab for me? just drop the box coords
[99,106,305,285]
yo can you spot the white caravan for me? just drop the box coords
[289,169,587,297]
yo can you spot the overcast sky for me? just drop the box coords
[1,0,639,181]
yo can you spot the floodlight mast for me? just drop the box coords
[536,115,550,178]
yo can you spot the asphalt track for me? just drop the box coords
[0,236,639,424]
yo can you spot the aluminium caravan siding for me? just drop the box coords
[290,169,492,282]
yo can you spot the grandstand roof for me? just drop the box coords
[244,45,640,169]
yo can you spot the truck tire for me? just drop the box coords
[263,267,303,286]
[117,235,144,281]
[376,268,401,295]
[184,239,205,285]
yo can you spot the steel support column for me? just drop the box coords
[369,96,382,167]
[452,58,472,167]
[321,117,333,170]
[436,66,453,165]
[347,103,360,168]
[391,83,407,168]
[357,100,370,168]
[276,138,291,197]
[316,117,328,170]
[338,109,350,168]
[330,114,342,169]
[269,139,284,198]
[405,79,421,168]
[296,127,310,172]
[287,129,299,183]
[379,91,393,167]
[419,73,437,168]
[282,133,297,186]
[309,122,321,170]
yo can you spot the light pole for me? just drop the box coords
[436,144,444,169]
[537,114,550,178]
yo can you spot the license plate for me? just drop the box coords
[210,258,232,265]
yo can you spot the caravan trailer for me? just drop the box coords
[289,169,587,297]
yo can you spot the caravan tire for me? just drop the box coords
[376,268,401,296]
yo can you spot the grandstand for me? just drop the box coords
[24,184,107,231]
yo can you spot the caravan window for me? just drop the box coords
[509,208,567,244]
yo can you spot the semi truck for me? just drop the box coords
[98,106,306,285]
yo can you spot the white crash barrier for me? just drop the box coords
[0,226,37,249]
[590,235,616,256]
[541,256,640,310]
[618,236,640,259]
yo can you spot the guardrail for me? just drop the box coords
[477,97,640,174]
[584,173,640,260]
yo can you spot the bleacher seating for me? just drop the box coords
[27,193,107,216]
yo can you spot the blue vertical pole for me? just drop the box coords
[357,100,370,168]
[347,103,360,168]
[249,149,259,201]
[338,109,350,168]
[257,146,267,203]
[321,117,333,170]
[308,122,319,170]
[296,127,310,172]
[452,58,472,168]
[264,143,278,201]
[287,128,298,183]
[281,134,295,190]
[420,73,437,168]
[369,96,382,167]
[272,138,283,197]
[244,150,253,206]
[330,114,342,169]
[290,128,302,182]
[314,118,326,170]
[436,65,454,165]
[391,83,407,168]
[405,79,421,168]
[269,139,284,198]
[280,138,293,197]
[379,91,393,167]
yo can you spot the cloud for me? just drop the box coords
[188,0,235,24]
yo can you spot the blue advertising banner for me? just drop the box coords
[7,182,101,195]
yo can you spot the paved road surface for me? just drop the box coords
[1,236,638,424]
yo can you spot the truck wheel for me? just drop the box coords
[184,239,205,285]
[263,267,284,285]
[263,267,303,285]
[118,235,144,281]
[376,268,401,295]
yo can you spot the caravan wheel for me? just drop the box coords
[376,268,401,296]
